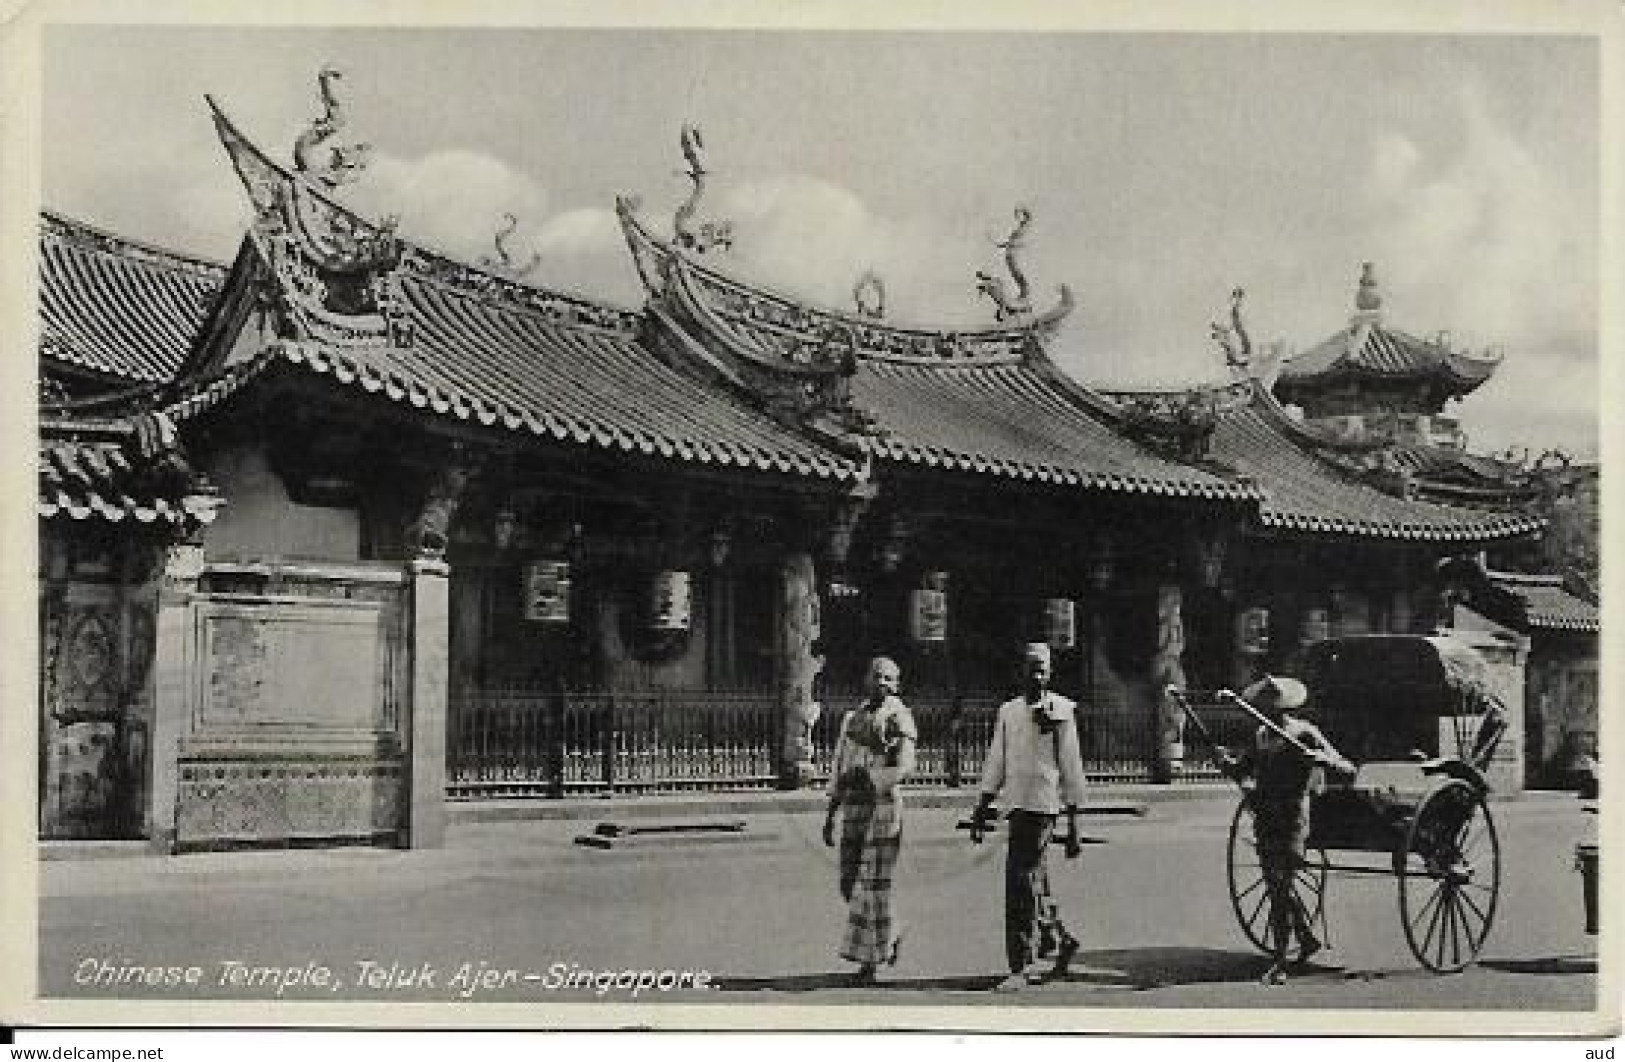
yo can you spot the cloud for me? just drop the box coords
[536,208,622,256]
[1359,81,1596,453]
[347,149,551,264]
[1361,82,1593,355]
[695,174,1004,324]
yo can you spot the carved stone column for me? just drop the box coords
[1151,583,1187,783]
[777,551,823,787]
[146,540,205,853]
[405,557,450,848]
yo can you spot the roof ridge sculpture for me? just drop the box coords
[206,92,640,340]
[617,195,1073,365]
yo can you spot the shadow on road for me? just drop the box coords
[712,947,1353,995]
[1055,947,1344,991]
[1480,955,1597,977]
[712,972,1008,993]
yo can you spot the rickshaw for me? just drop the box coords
[1173,634,1509,973]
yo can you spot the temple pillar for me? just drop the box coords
[405,558,450,848]
[146,540,204,853]
[777,551,823,787]
[1151,583,1187,783]
[400,447,474,848]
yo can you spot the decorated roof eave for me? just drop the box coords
[1277,328,1500,394]
[1238,385,1544,544]
[667,258,843,379]
[1237,515,1542,548]
[1483,570,1600,634]
[39,413,224,530]
[1014,359,1267,503]
[860,443,1261,502]
[1252,511,1543,544]
[259,339,866,487]
[617,197,1073,365]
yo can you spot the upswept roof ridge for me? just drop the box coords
[619,198,1072,365]
[199,96,860,483]
[620,196,1257,501]
[1211,384,1541,542]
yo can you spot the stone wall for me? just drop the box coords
[160,560,411,849]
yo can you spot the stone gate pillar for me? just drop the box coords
[405,558,450,848]
[777,551,823,787]
[146,541,203,853]
[402,446,473,848]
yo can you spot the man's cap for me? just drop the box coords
[1023,641,1052,663]
[1242,674,1308,712]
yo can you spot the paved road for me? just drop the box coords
[37,793,1602,1021]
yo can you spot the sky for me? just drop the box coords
[39,21,1604,457]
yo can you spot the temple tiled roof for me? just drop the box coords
[622,203,1252,500]
[1487,571,1599,633]
[1211,391,1543,542]
[260,268,861,481]
[38,419,212,527]
[1276,321,1500,401]
[852,360,1253,498]
[40,211,227,384]
[200,97,863,484]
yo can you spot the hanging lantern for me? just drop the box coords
[649,569,693,632]
[1237,606,1270,655]
[493,505,519,551]
[1043,597,1077,649]
[1300,607,1330,647]
[524,560,571,623]
[910,571,949,643]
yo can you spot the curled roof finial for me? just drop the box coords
[1355,261,1382,314]
[480,212,540,279]
[853,269,886,320]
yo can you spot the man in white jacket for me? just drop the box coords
[970,642,1088,991]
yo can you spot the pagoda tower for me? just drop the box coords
[1273,262,1501,449]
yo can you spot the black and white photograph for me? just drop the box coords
[2,0,1617,1043]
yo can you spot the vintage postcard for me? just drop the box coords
[1,0,1617,1041]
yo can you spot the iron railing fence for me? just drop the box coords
[448,686,1245,799]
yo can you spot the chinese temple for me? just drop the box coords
[38,75,1572,852]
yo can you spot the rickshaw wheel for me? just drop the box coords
[1399,778,1501,973]
[1227,798,1329,962]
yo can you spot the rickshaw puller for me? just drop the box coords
[1217,674,1356,985]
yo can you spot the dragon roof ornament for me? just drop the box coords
[479,213,540,280]
[853,270,886,320]
[1210,287,1253,378]
[976,205,1072,325]
[292,65,373,190]
[616,197,1073,365]
[673,124,733,255]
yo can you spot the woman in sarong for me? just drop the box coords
[822,655,917,985]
